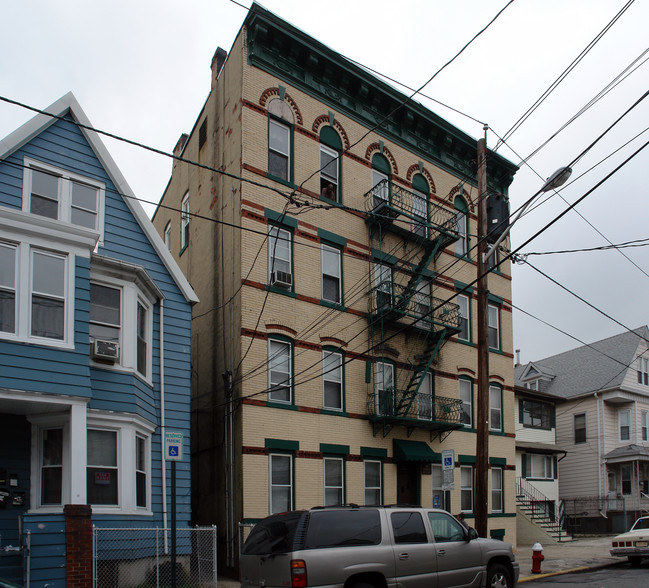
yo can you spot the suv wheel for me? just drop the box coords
[487,563,511,588]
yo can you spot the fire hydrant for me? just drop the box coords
[531,542,544,574]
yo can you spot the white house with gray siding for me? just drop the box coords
[515,327,649,534]
[0,94,197,586]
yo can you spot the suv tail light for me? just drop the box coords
[291,559,307,588]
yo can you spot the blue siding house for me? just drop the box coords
[0,93,198,586]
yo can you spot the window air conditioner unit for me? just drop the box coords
[92,339,120,362]
[270,270,292,289]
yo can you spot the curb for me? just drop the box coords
[517,560,624,583]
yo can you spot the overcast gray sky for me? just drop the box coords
[2,0,648,364]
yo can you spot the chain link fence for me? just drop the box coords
[93,526,217,588]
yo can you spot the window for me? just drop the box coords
[324,457,344,506]
[491,467,503,513]
[638,357,649,385]
[269,453,292,514]
[489,385,502,432]
[642,411,648,442]
[428,511,465,542]
[417,372,433,420]
[454,197,468,256]
[488,304,500,350]
[373,263,392,311]
[87,429,118,505]
[89,274,153,379]
[574,413,586,444]
[136,435,147,508]
[31,250,66,340]
[268,339,291,403]
[622,464,632,495]
[521,399,554,429]
[164,222,171,250]
[457,294,470,341]
[371,153,391,209]
[0,242,17,334]
[412,189,428,238]
[413,280,431,330]
[391,512,427,544]
[460,466,473,513]
[486,244,499,272]
[432,465,451,512]
[181,192,190,249]
[268,119,290,181]
[375,361,394,416]
[525,454,554,480]
[321,245,341,303]
[24,159,103,232]
[459,378,472,427]
[364,460,381,505]
[136,302,148,377]
[322,350,343,410]
[320,145,339,201]
[198,118,207,150]
[41,428,63,505]
[268,225,292,286]
[619,409,631,442]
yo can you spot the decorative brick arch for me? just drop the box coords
[265,323,297,338]
[259,88,303,126]
[405,164,436,195]
[312,115,351,150]
[447,184,475,212]
[365,143,398,176]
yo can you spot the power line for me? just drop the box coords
[521,237,649,257]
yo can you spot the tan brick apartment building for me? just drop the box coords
[152,3,519,568]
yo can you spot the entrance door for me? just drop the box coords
[397,463,419,505]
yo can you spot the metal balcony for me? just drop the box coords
[364,180,459,249]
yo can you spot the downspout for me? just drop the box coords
[160,298,169,553]
[595,392,602,500]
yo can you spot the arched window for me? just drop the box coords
[320,126,342,202]
[371,153,391,209]
[267,99,294,182]
[454,196,469,256]
[412,173,429,237]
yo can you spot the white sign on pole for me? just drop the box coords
[442,469,455,491]
[164,431,183,461]
[442,449,455,471]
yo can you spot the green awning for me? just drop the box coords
[393,439,438,462]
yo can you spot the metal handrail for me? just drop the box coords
[516,477,568,539]
[367,390,463,423]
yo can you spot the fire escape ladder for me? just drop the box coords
[394,238,440,311]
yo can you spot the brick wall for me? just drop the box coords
[64,504,92,587]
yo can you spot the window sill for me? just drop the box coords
[90,361,153,388]
[266,401,298,411]
[320,299,346,311]
[267,284,297,298]
[456,338,475,347]
[266,173,296,189]
[321,409,348,417]
[178,244,188,257]
[489,348,506,356]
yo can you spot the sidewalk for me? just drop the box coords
[517,535,622,582]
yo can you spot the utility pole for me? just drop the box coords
[475,129,489,538]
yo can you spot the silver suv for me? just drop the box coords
[241,506,518,588]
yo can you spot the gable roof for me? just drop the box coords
[514,326,649,400]
[0,92,198,304]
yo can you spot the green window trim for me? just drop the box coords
[265,438,299,451]
[317,228,347,247]
[267,114,294,184]
[265,208,298,228]
[320,125,342,150]
[361,447,388,458]
[412,173,429,194]
[320,443,350,455]
[372,153,391,175]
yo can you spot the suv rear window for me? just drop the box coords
[304,509,381,549]
[243,511,304,555]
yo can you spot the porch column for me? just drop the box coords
[64,504,92,588]
[69,403,87,504]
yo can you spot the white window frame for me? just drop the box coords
[489,385,502,432]
[320,144,339,201]
[89,268,156,384]
[321,244,341,304]
[638,357,649,386]
[181,192,190,249]
[135,434,148,509]
[164,222,171,250]
[460,465,473,513]
[413,280,431,330]
[375,361,394,416]
[268,119,291,181]
[323,456,344,506]
[373,263,392,312]
[642,410,648,442]
[28,409,153,515]
[371,169,389,207]
[622,464,632,495]
[619,409,631,442]
[457,294,470,341]
[488,304,500,350]
[0,240,74,348]
[528,453,554,480]
[412,189,428,237]
[268,338,292,403]
[22,158,105,239]
[269,453,293,514]
[491,467,503,513]
[417,372,433,420]
[574,413,587,444]
[364,460,381,506]
[455,209,468,256]
[459,378,472,427]
[268,226,292,283]
[322,350,343,411]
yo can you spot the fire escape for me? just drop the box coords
[365,179,464,438]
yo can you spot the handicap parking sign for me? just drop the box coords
[164,431,183,461]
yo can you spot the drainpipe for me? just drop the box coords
[160,298,169,553]
[595,392,602,500]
